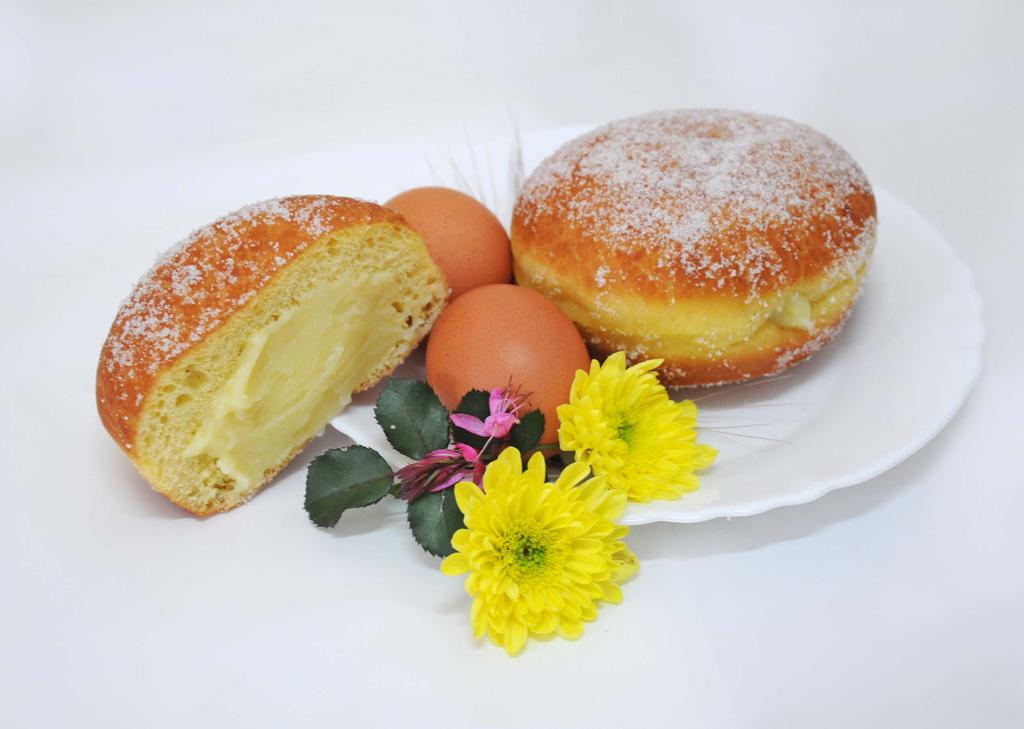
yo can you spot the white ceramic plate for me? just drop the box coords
[332,128,984,525]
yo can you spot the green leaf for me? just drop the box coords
[374,379,450,459]
[454,388,490,416]
[510,409,545,453]
[304,446,394,527]
[407,489,465,557]
[450,389,490,450]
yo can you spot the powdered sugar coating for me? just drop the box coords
[108,198,334,377]
[96,195,402,450]
[515,109,876,299]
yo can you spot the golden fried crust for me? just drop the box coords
[511,110,877,385]
[96,195,407,455]
[512,190,876,303]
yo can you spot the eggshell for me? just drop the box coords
[426,284,591,445]
[386,187,512,300]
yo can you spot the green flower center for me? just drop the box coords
[500,523,560,580]
[512,534,548,570]
[616,416,639,447]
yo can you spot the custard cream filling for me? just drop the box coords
[539,264,865,357]
[184,272,405,490]
[769,292,813,330]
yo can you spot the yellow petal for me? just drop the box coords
[554,461,591,490]
[606,351,627,371]
[487,625,503,648]
[693,443,718,470]
[454,482,482,514]
[631,357,664,374]
[612,548,640,582]
[594,490,627,520]
[571,551,608,573]
[534,612,557,634]
[451,529,471,552]
[498,446,522,467]
[526,451,547,483]
[675,399,698,420]
[505,621,528,656]
[569,369,588,400]
[470,598,487,638]
[601,582,623,604]
[504,579,520,601]
[525,588,546,613]
[440,553,469,575]
[556,620,584,640]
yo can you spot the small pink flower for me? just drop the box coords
[395,443,482,501]
[449,386,529,439]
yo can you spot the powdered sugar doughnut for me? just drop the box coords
[511,109,877,386]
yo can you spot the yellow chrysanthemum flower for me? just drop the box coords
[556,351,717,502]
[440,447,638,656]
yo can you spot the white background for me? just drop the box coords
[2,1,1022,727]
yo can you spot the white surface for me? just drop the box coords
[2,2,1022,728]
[331,128,985,525]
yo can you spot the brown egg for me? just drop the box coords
[386,187,512,300]
[426,284,591,445]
